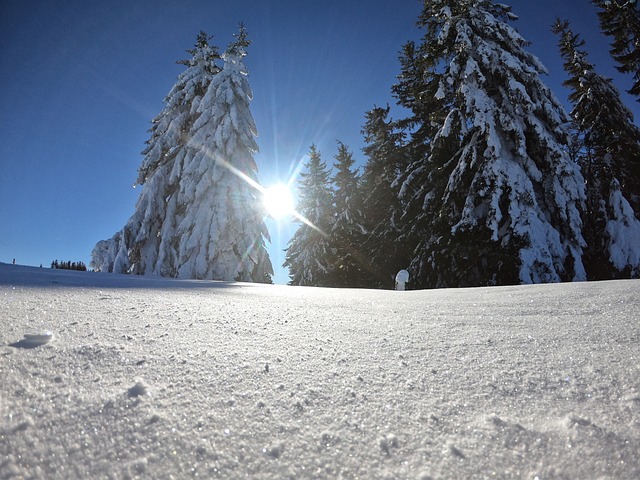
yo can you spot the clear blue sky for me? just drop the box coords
[1,1,637,283]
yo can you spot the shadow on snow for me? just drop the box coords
[0,263,250,291]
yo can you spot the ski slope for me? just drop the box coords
[1,264,639,479]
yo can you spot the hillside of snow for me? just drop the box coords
[1,263,639,479]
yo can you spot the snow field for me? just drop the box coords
[1,264,639,478]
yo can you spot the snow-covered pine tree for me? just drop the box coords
[393,34,453,290]
[91,32,220,275]
[593,0,640,99]
[329,142,366,288]
[399,0,587,288]
[554,20,640,279]
[172,26,272,282]
[359,106,410,289]
[284,145,334,286]
[393,40,442,164]
[92,27,273,283]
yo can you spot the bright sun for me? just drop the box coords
[263,183,295,220]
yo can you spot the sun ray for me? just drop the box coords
[203,148,327,238]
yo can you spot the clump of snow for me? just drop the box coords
[9,331,54,349]
[128,378,149,398]
[1,264,639,478]
[395,269,409,290]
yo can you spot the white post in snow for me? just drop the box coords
[395,269,409,291]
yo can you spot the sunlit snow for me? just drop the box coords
[1,264,639,478]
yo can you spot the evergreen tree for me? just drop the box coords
[360,106,410,288]
[593,0,640,99]
[553,20,640,278]
[329,142,366,288]
[51,260,87,271]
[172,25,272,282]
[393,41,441,164]
[92,32,220,275]
[91,28,272,282]
[399,0,586,289]
[284,145,334,286]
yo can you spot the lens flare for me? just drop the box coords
[210,153,326,237]
[263,183,295,220]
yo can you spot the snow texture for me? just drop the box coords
[2,263,639,479]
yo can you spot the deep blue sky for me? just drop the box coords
[1,1,637,284]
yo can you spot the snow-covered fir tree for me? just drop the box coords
[172,27,272,281]
[554,20,640,279]
[329,142,366,288]
[593,0,640,99]
[398,0,587,288]
[92,28,273,282]
[91,32,220,276]
[393,41,441,164]
[360,106,411,289]
[284,145,334,286]
[392,33,453,290]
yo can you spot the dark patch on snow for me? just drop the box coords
[8,339,49,349]
[128,379,148,398]
[379,434,399,455]
[448,443,466,459]
[263,442,285,459]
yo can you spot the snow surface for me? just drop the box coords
[1,263,639,479]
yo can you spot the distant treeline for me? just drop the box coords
[51,260,87,271]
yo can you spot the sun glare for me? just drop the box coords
[263,183,295,220]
